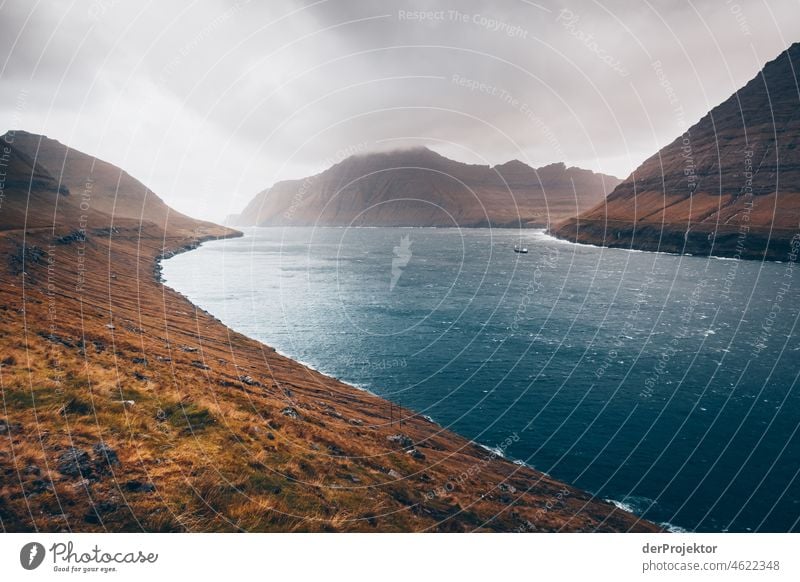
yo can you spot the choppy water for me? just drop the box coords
[163,227,800,532]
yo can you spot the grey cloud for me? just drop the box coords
[1,0,799,221]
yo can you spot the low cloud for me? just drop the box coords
[1,0,798,221]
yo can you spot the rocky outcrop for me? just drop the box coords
[553,42,800,261]
[234,147,621,228]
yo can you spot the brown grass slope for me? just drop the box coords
[0,131,656,532]
[553,42,800,261]
[234,147,621,228]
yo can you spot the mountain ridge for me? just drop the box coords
[551,42,800,260]
[232,147,622,228]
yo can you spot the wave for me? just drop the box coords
[606,496,692,532]
[531,229,687,258]
[477,443,507,458]
[607,498,638,514]
[605,495,657,516]
[270,347,378,396]
[659,521,690,533]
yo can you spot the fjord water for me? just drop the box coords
[163,227,800,532]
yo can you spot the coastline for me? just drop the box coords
[160,230,545,472]
[164,226,686,532]
[549,219,799,262]
[161,226,698,533]
[0,220,660,532]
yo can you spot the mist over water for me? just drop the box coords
[163,227,800,532]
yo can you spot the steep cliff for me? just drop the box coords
[553,43,800,261]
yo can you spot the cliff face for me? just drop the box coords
[234,147,621,228]
[0,132,656,532]
[553,43,800,261]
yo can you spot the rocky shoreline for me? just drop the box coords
[551,219,800,262]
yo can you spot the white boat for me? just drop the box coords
[514,245,528,254]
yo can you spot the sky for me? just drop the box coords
[1,0,799,222]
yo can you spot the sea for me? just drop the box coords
[162,227,800,532]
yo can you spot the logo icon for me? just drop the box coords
[20,542,46,570]
[390,235,413,291]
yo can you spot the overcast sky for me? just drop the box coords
[2,0,799,222]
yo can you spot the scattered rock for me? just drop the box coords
[281,407,299,419]
[387,469,402,479]
[55,230,86,245]
[58,397,93,417]
[0,421,21,435]
[349,418,364,426]
[57,447,92,478]
[266,432,275,440]
[84,501,118,523]
[96,501,118,513]
[498,483,517,494]
[181,346,199,353]
[133,372,149,382]
[406,448,426,461]
[238,375,260,386]
[28,479,53,495]
[124,480,155,493]
[38,331,74,348]
[1,355,15,366]
[327,444,346,457]
[191,360,209,370]
[24,464,41,476]
[93,442,120,470]
[156,356,171,362]
[9,244,45,276]
[92,226,119,236]
[387,434,414,449]
[83,512,100,524]
[131,357,148,365]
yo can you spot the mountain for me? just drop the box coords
[0,138,68,230]
[552,43,800,261]
[0,131,655,532]
[6,131,207,234]
[232,147,622,228]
